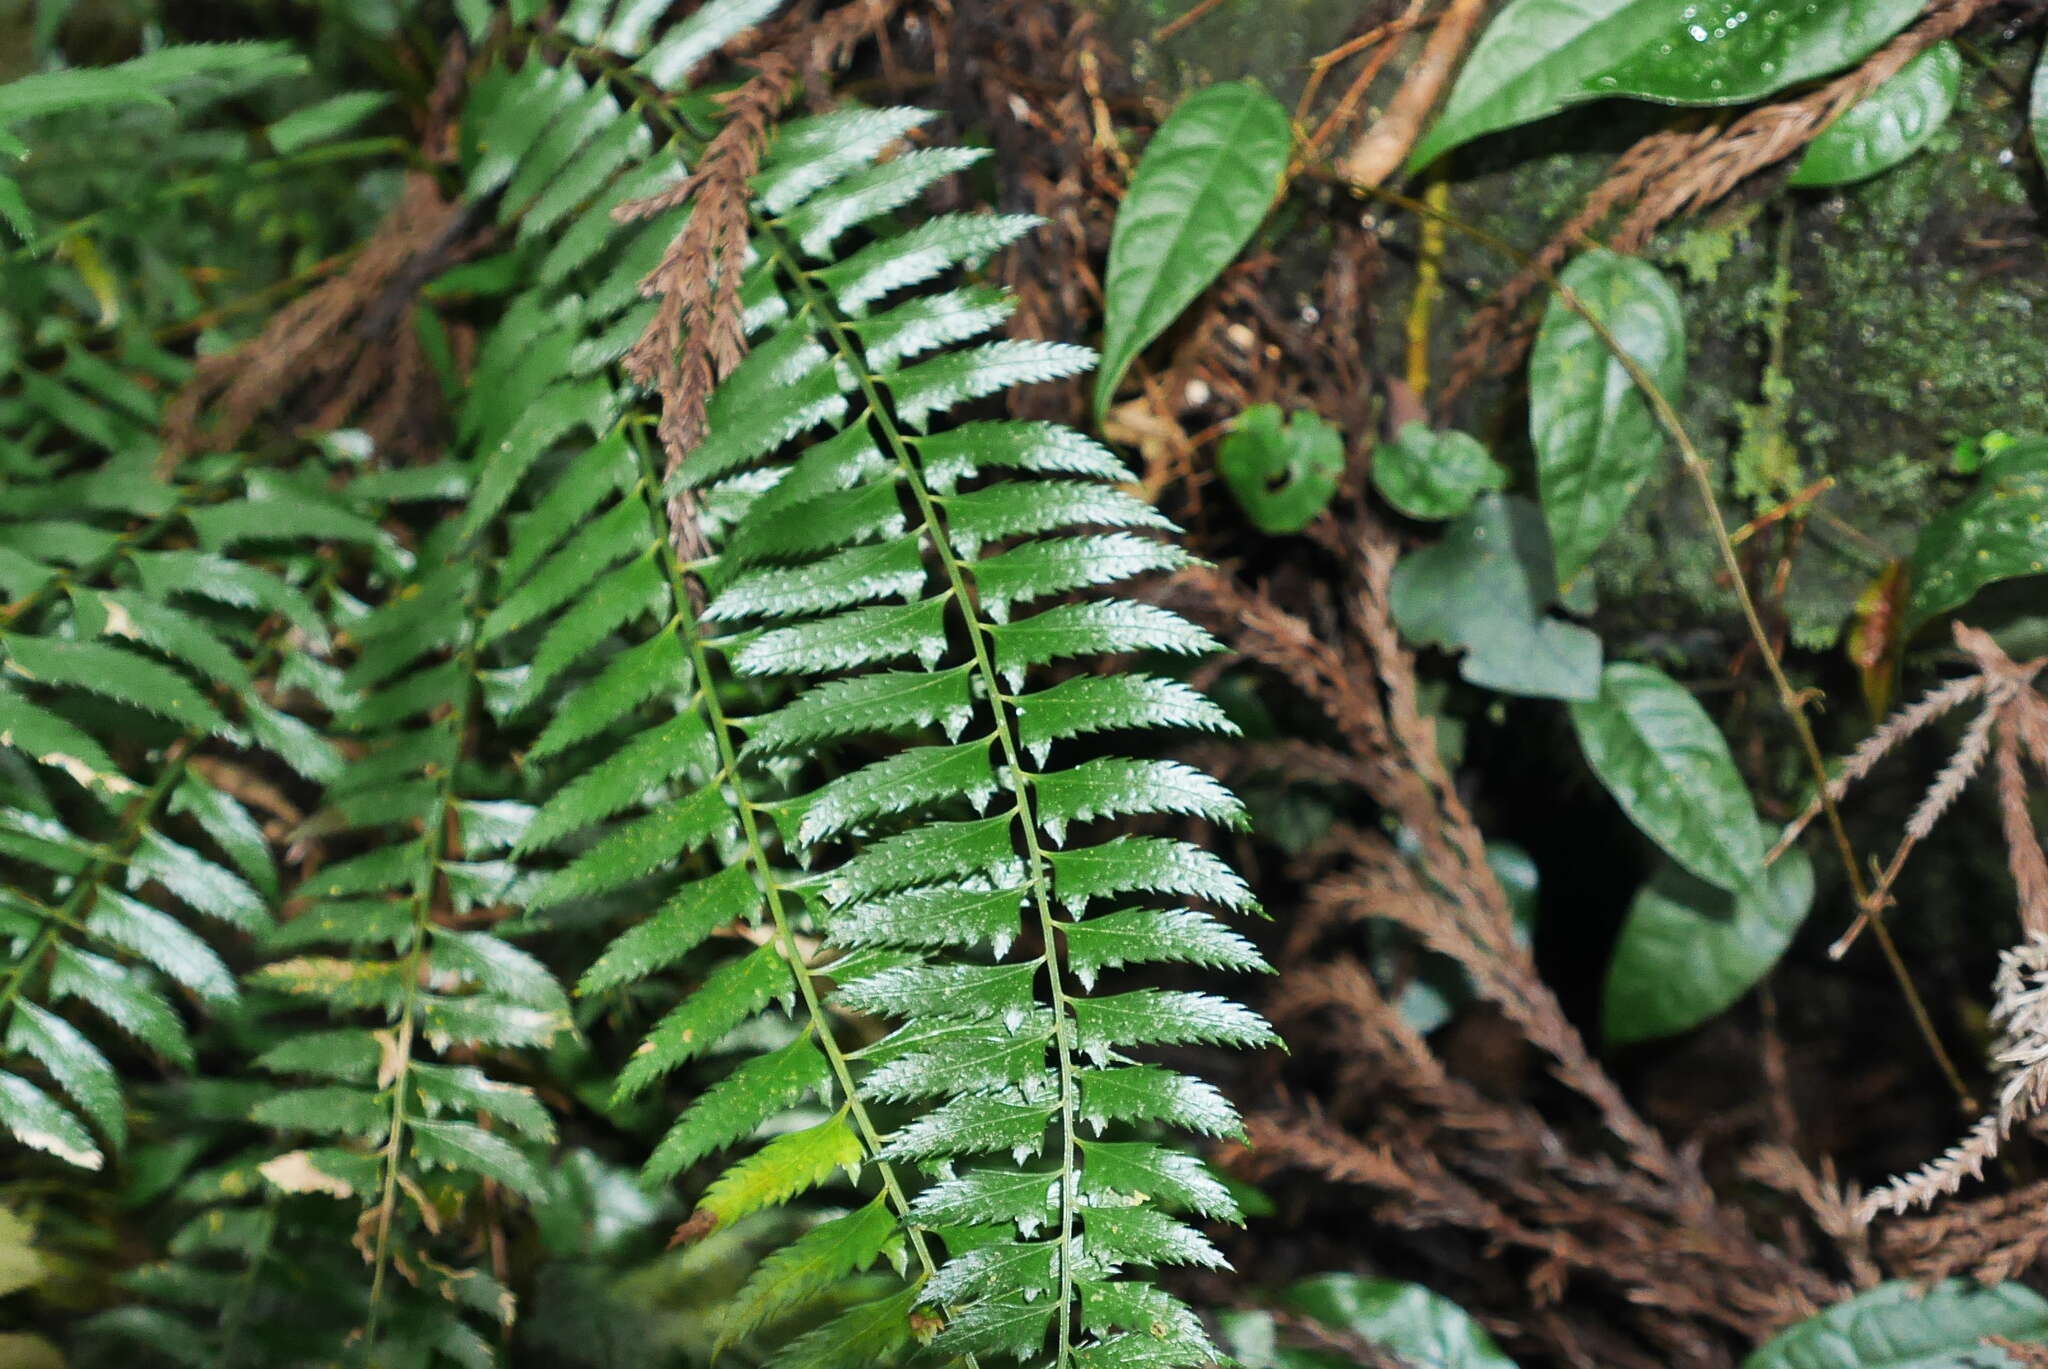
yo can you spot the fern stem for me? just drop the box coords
[625,438,948,1290]
[0,740,194,1022]
[365,579,484,1342]
[758,221,1086,1367]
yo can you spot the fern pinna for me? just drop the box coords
[524,91,1272,1366]
[0,331,352,1175]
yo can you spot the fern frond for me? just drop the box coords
[0,438,351,1172]
[625,105,1274,1367]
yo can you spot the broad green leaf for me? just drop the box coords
[1530,249,1685,587]
[1224,1273,1516,1369]
[1390,493,1601,701]
[1372,422,1507,522]
[1217,405,1344,534]
[1790,43,1960,188]
[1605,841,1814,1046]
[1568,662,1764,895]
[1743,1280,2048,1369]
[2035,45,2048,167]
[1410,0,1922,168]
[1094,81,1292,417]
[1907,438,2048,630]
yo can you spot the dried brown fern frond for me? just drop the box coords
[162,170,471,463]
[1862,935,2048,1220]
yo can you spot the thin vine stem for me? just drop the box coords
[1342,178,1977,1113]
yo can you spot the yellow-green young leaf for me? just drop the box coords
[1605,841,1814,1047]
[1530,250,1685,588]
[720,1198,901,1349]
[1568,662,1765,896]
[697,1114,864,1229]
[1789,43,1960,188]
[1094,82,1291,417]
[1744,1280,2048,1369]
[1409,0,1922,169]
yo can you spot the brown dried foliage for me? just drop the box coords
[161,170,471,464]
[1178,535,1836,1364]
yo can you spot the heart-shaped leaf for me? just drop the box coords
[1095,81,1292,418]
[1568,661,1764,895]
[1391,494,1602,701]
[1605,836,1812,1046]
[1531,249,1685,590]
[1372,422,1508,522]
[1745,1280,2048,1369]
[1790,43,1960,188]
[1410,0,1922,169]
[1219,404,1345,534]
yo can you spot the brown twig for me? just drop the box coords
[1334,0,1488,190]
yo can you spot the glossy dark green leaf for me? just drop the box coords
[1246,1273,1517,1369]
[1094,81,1291,417]
[1390,494,1601,701]
[1411,0,1922,168]
[1743,1280,2048,1369]
[1530,249,1685,588]
[1907,438,2048,630]
[1371,422,1507,522]
[1217,405,1344,535]
[1568,662,1764,895]
[1605,838,1812,1046]
[2034,45,2048,167]
[1789,43,1960,188]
